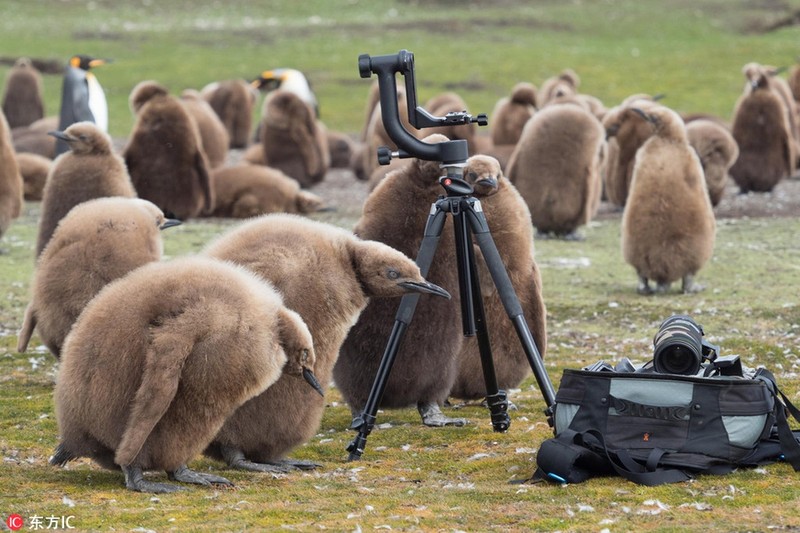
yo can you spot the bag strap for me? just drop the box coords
[534,429,614,483]
[755,368,800,471]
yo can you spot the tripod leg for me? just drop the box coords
[460,218,510,432]
[466,204,557,412]
[347,204,448,460]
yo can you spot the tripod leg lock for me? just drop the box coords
[486,390,511,432]
[346,412,378,461]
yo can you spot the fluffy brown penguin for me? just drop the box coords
[17,197,180,358]
[259,89,328,188]
[15,152,52,201]
[538,68,580,107]
[210,164,326,218]
[730,64,796,192]
[180,89,229,169]
[335,134,469,427]
[11,116,57,159]
[0,108,24,241]
[506,100,605,239]
[448,155,547,401]
[201,79,256,148]
[51,256,320,493]
[202,214,449,471]
[601,96,662,208]
[789,63,800,103]
[2,57,45,128]
[325,128,356,169]
[35,121,136,256]
[686,119,739,206]
[621,103,715,294]
[490,82,537,147]
[124,81,213,219]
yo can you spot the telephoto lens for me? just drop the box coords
[652,314,710,375]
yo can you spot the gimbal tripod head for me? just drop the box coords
[358,49,488,166]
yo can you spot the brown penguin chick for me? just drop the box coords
[325,128,356,169]
[124,81,213,220]
[490,82,537,147]
[51,257,318,493]
[0,108,24,240]
[366,157,410,192]
[686,119,739,207]
[506,100,605,239]
[202,214,449,472]
[17,197,180,358]
[200,79,256,148]
[789,64,800,103]
[601,97,662,208]
[730,65,796,193]
[358,80,381,142]
[35,121,136,256]
[259,89,328,188]
[210,164,327,218]
[538,68,580,107]
[745,63,800,160]
[336,134,469,427]
[2,57,45,129]
[621,104,715,294]
[180,89,230,169]
[12,116,57,159]
[448,155,547,401]
[418,92,480,156]
[15,152,52,201]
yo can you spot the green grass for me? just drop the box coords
[3,0,800,530]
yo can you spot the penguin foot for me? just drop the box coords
[681,275,704,294]
[123,465,185,494]
[655,281,672,294]
[417,402,467,427]
[535,230,554,240]
[168,464,232,487]
[221,446,293,474]
[268,458,322,471]
[559,231,585,242]
[636,276,653,295]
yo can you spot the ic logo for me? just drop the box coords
[6,514,24,531]
[643,432,651,442]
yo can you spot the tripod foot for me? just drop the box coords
[417,401,467,427]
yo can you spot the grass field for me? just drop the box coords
[2,0,800,531]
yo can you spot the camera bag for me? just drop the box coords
[534,367,800,485]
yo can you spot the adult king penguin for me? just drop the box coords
[252,68,318,117]
[55,55,109,156]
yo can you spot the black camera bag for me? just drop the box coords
[534,367,800,485]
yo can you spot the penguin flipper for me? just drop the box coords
[114,331,193,467]
[16,302,37,353]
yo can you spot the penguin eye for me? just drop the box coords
[468,172,478,181]
[78,134,88,142]
[387,269,400,280]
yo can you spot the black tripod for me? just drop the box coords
[347,50,556,460]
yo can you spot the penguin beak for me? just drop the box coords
[47,130,75,142]
[397,280,451,299]
[652,93,666,101]
[89,58,110,68]
[302,368,325,397]
[630,107,652,123]
[159,218,182,230]
[476,177,498,191]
